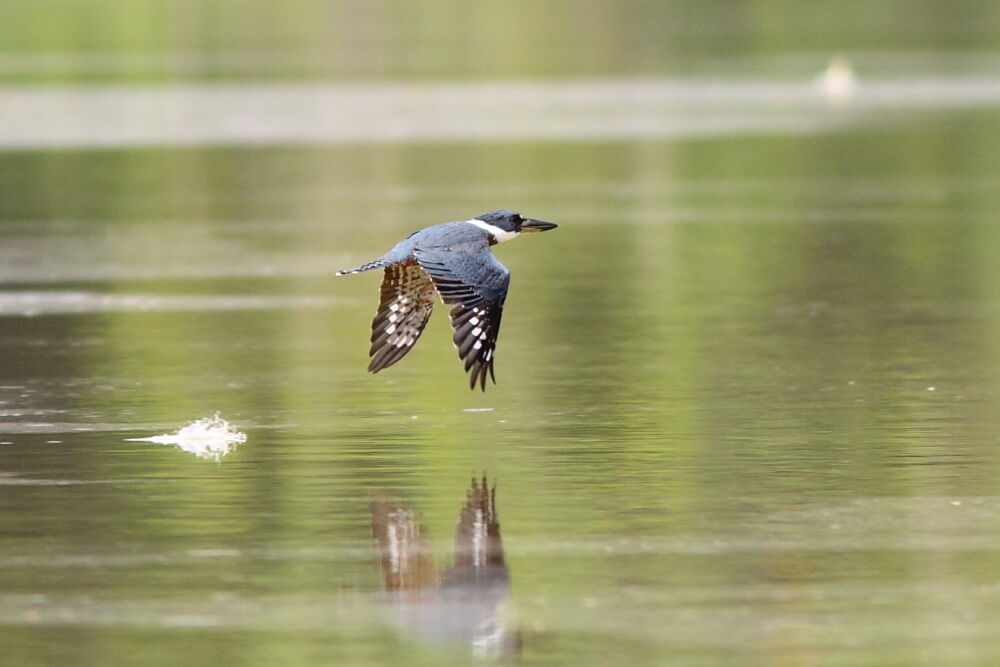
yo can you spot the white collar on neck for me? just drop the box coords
[467,219,520,243]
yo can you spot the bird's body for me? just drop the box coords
[337,210,557,390]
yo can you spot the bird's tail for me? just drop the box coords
[336,258,389,275]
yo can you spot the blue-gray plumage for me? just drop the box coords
[337,210,558,390]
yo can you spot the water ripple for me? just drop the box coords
[0,290,349,316]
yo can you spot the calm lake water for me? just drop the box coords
[4,3,1000,666]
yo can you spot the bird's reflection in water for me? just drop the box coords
[370,476,520,659]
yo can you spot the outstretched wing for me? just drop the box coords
[368,261,436,373]
[415,242,510,391]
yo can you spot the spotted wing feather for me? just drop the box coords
[368,262,436,373]
[415,242,510,391]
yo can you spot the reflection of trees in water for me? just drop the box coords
[370,476,519,658]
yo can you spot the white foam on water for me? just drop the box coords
[126,413,247,462]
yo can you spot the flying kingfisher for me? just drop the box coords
[337,210,558,390]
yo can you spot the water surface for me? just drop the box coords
[4,5,1000,665]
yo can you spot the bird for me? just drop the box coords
[337,210,558,390]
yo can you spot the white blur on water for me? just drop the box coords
[126,414,247,462]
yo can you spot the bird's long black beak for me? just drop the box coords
[520,218,558,233]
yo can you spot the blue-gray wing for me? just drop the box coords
[415,242,510,391]
[368,261,436,373]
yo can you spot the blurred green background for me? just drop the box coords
[2,0,1000,82]
[3,2,1000,666]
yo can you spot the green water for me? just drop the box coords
[4,2,1000,666]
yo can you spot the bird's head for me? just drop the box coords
[471,210,558,244]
